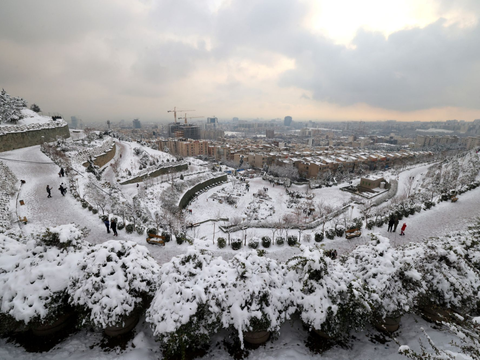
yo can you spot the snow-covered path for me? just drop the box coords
[1,146,118,244]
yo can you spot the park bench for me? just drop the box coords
[146,233,165,246]
[345,228,361,239]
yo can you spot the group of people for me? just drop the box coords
[103,218,118,236]
[387,216,407,236]
[46,183,67,197]
[46,168,68,198]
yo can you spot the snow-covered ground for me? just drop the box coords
[1,144,479,359]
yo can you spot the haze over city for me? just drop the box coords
[2,0,480,123]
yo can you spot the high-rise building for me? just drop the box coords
[206,117,218,129]
[70,116,78,129]
[266,129,275,138]
[284,116,293,126]
[132,119,141,128]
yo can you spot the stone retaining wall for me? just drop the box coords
[0,123,70,152]
[178,174,228,209]
[82,143,116,168]
[120,163,188,185]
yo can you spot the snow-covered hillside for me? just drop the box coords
[0,141,480,360]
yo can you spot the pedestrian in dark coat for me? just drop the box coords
[104,219,110,233]
[387,217,394,232]
[110,219,118,236]
[393,217,399,232]
[60,168,65,177]
[400,223,407,236]
[58,184,66,196]
[46,185,52,198]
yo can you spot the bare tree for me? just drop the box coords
[85,177,110,214]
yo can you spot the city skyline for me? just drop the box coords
[1,0,480,123]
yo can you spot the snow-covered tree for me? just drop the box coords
[0,89,26,124]
[68,240,159,329]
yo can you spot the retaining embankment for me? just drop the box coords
[0,122,70,152]
[178,174,228,209]
[82,143,116,168]
[120,163,188,185]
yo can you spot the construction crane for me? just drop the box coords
[178,113,204,124]
[167,107,194,123]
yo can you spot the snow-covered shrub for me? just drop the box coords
[81,201,88,208]
[162,231,171,242]
[117,221,125,231]
[219,251,296,348]
[217,237,226,249]
[423,200,434,210]
[325,228,336,240]
[276,237,285,246]
[345,235,424,322]
[375,217,384,227]
[147,227,157,235]
[414,204,422,213]
[366,220,375,230]
[287,246,371,338]
[261,236,271,248]
[92,208,98,214]
[353,217,363,229]
[314,232,324,242]
[409,206,415,215]
[335,225,345,237]
[248,237,259,249]
[231,238,242,250]
[68,240,159,330]
[413,237,480,314]
[0,234,85,333]
[287,235,298,246]
[39,224,88,249]
[146,250,227,358]
[125,223,134,234]
[136,225,145,235]
[176,234,187,245]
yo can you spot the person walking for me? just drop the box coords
[400,223,407,236]
[46,185,52,198]
[58,183,66,196]
[110,218,118,236]
[104,218,111,233]
[60,168,65,177]
[387,217,394,232]
[393,217,399,232]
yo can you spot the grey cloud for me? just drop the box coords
[279,20,480,111]
[0,0,131,43]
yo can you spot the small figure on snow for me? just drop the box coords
[60,168,65,177]
[400,223,407,236]
[387,217,394,232]
[393,217,399,232]
[58,183,66,196]
[104,218,111,234]
[110,218,118,236]
[46,185,52,198]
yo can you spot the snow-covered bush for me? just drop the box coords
[314,232,324,242]
[231,238,242,250]
[125,223,134,234]
[375,217,384,227]
[261,236,271,248]
[117,221,125,230]
[147,227,157,235]
[287,246,371,338]
[136,225,145,235]
[345,235,424,321]
[366,220,375,230]
[248,237,259,249]
[38,224,88,249]
[0,234,84,333]
[146,250,227,358]
[413,237,480,314]
[276,237,285,246]
[325,228,336,240]
[287,235,298,246]
[335,225,345,237]
[219,251,296,348]
[217,237,226,248]
[162,231,171,242]
[68,240,159,330]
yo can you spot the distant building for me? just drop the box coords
[70,116,78,129]
[132,119,141,128]
[232,117,239,122]
[168,123,201,140]
[207,117,218,128]
[266,129,275,138]
[284,116,293,126]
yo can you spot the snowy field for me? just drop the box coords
[1,142,480,360]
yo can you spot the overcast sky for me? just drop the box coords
[1,0,480,123]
